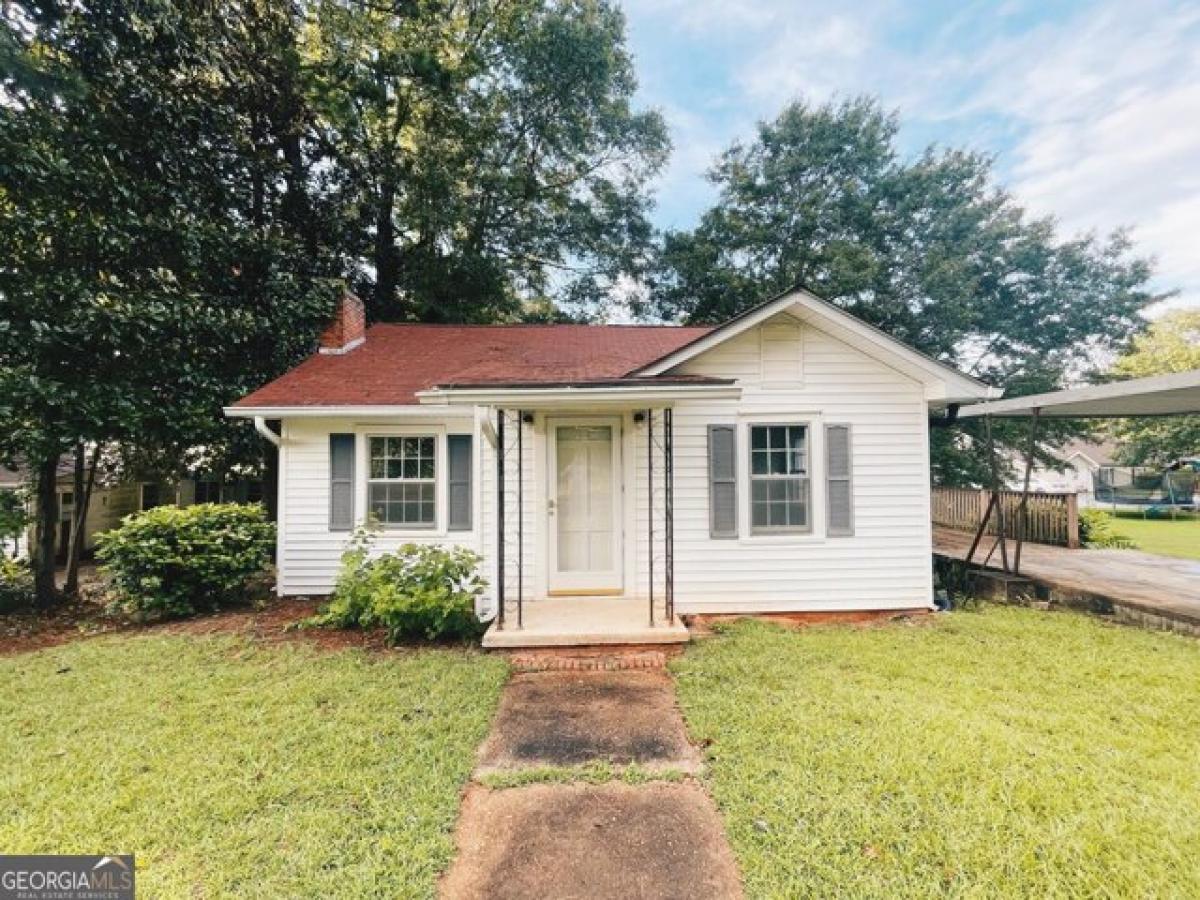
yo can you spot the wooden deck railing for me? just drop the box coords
[931,487,1080,549]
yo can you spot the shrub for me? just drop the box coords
[310,525,486,643]
[0,557,34,613]
[1079,508,1137,549]
[96,503,275,619]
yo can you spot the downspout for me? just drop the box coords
[254,416,281,447]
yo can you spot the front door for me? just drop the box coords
[547,417,622,594]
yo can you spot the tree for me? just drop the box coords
[1108,310,1200,465]
[647,97,1165,485]
[0,1,338,604]
[305,0,668,322]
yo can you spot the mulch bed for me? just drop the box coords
[0,594,398,657]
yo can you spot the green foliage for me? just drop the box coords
[303,0,668,322]
[96,503,275,619]
[673,609,1200,897]
[0,557,35,613]
[311,526,487,643]
[1079,508,1137,549]
[1109,310,1200,465]
[647,97,1163,485]
[0,634,507,897]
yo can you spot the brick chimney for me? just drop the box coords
[319,291,366,354]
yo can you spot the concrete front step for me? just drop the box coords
[482,595,690,650]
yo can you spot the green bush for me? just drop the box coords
[0,557,34,613]
[96,503,275,619]
[1079,508,1136,549]
[310,525,486,643]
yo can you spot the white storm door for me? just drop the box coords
[547,417,622,593]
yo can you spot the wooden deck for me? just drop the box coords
[933,526,1200,633]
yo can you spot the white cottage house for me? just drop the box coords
[226,288,998,647]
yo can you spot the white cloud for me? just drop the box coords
[621,0,1200,312]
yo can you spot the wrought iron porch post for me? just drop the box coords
[665,407,674,622]
[647,408,655,626]
[517,410,524,629]
[496,408,505,630]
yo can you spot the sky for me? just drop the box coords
[620,0,1200,314]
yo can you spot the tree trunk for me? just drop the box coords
[32,454,60,607]
[373,180,398,318]
[64,443,101,596]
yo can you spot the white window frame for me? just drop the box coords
[737,413,825,543]
[357,425,448,535]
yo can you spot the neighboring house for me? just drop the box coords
[227,288,996,641]
[3,461,262,561]
[1005,439,1118,506]
[0,465,30,559]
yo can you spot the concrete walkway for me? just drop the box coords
[441,669,742,899]
[934,526,1200,633]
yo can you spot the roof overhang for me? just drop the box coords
[957,369,1200,418]
[631,287,1001,404]
[224,404,474,419]
[416,381,742,409]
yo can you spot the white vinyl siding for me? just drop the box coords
[274,313,935,613]
[656,313,933,612]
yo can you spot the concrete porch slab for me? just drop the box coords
[483,596,689,649]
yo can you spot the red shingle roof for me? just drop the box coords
[234,323,713,408]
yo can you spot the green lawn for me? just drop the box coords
[0,635,507,898]
[1110,511,1200,560]
[673,608,1200,898]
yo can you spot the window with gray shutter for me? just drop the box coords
[329,433,355,531]
[447,434,473,531]
[708,425,737,538]
[825,424,853,536]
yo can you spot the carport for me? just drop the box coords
[954,368,1200,576]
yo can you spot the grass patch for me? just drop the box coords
[479,762,688,790]
[1109,511,1200,560]
[0,635,507,897]
[673,608,1200,897]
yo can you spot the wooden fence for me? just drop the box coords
[931,487,1080,549]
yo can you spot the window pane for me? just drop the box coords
[751,427,767,450]
[752,450,769,475]
[387,459,403,479]
[419,437,435,457]
[403,437,419,457]
[403,458,418,479]
[386,437,402,457]
[419,457,435,479]
[370,437,386,459]
[788,427,807,474]
[769,450,787,474]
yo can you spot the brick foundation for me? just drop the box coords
[683,608,932,634]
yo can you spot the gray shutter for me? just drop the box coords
[708,424,737,538]
[329,433,355,531]
[825,424,853,536]
[447,434,473,531]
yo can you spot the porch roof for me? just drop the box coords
[416,377,741,408]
